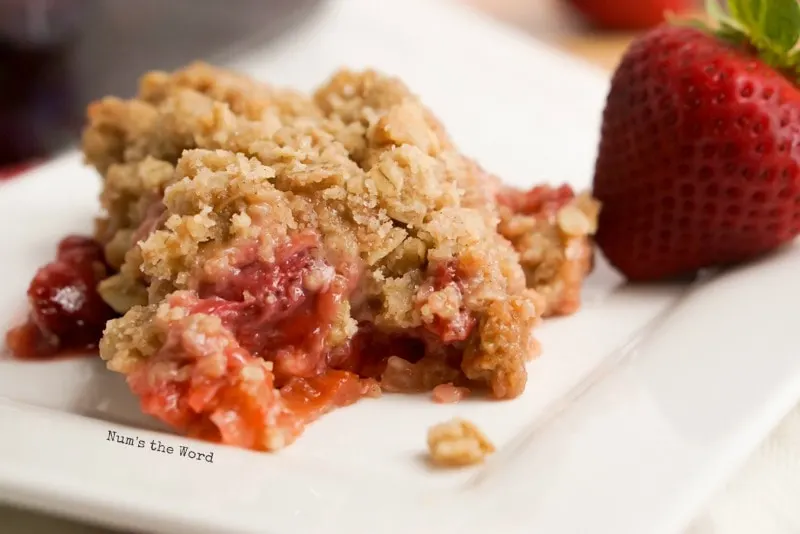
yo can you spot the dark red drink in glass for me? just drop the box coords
[0,0,83,167]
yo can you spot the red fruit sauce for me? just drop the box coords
[5,235,118,359]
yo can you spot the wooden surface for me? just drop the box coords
[463,0,701,71]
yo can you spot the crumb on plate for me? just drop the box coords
[427,417,495,467]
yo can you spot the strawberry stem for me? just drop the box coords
[703,0,800,80]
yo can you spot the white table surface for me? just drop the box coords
[1,0,797,533]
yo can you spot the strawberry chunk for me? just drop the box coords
[6,236,116,358]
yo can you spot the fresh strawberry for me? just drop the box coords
[564,0,693,31]
[592,0,800,281]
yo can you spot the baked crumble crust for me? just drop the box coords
[498,186,600,316]
[77,63,598,450]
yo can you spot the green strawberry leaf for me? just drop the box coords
[716,24,750,46]
[787,50,800,74]
[706,0,728,20]
[728,0,770,34]
[683,0,800,81]
[702,0,747,41]
[758,0,800,55]
[671,17,711,30]
[726,0,800,54]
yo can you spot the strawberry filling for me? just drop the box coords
[121,234,478,450]
[431,383,470,404]
[420,260,477,343]
[126,309,370,449]
[496,183,575,218]
[8,232,481,450]
[189,233,357,384]
[125,234,379,449]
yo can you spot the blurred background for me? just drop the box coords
[0,0,323,171]
[467,0,701,69]
[0,0,700,176]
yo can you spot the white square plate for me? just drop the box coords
[1,1,799,533]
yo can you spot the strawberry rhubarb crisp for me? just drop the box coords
[7,64,599,451]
